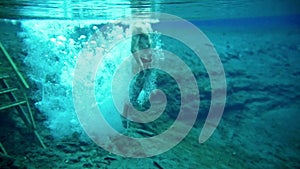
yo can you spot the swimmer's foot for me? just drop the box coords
[137,89,147,106]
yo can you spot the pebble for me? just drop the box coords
[79,35,86,40]
[50,38,56,42]
[83,163,93,168]
[93,26,98,30]
[57,35,67,41]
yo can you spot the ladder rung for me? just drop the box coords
[0,100,27,111]
[0,142,8,156]
[0,75,10,80]
[0,87,18,95]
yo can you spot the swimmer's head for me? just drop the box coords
[131,20,152,34]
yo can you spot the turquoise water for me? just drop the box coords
[0,0,299,20]
[0,1,300,168]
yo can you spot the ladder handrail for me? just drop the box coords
[0,41,29,89]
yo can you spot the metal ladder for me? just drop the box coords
[0,42,45,156]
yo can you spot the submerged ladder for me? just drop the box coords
[0,42,45,156]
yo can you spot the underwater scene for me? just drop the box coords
[0,0,299,168]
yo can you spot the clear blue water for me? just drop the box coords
[0,1,300,168]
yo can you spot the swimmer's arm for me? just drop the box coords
[131,34,139,53]
[131,35,144,69]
